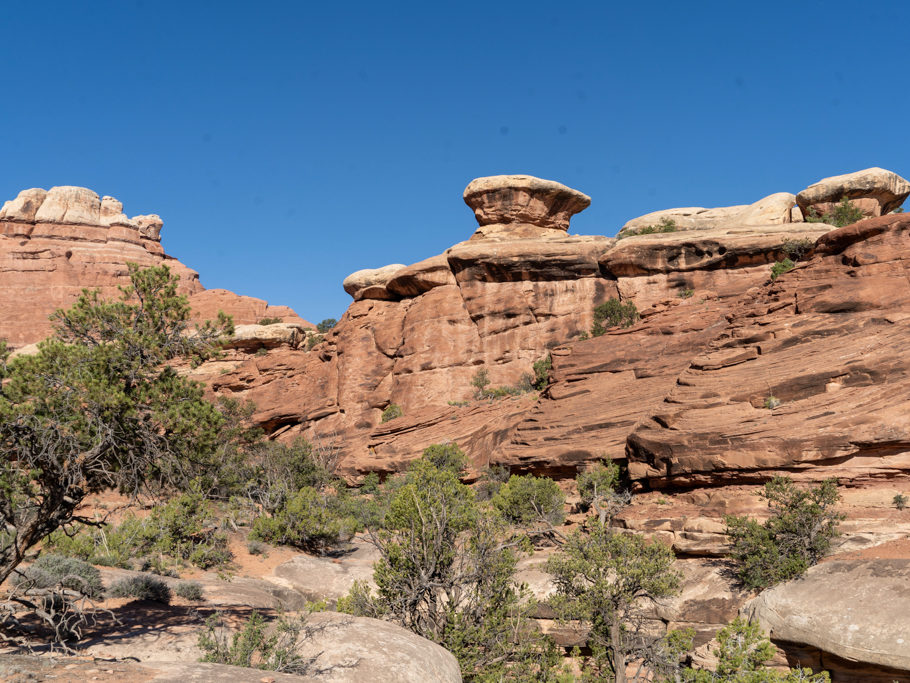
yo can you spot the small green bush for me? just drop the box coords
[576,461,621,509]
[763,395,781,409]
[770,258,795,280]
[780,237,814,262]
[677,288,694,299]
[175,580,205,601]
[476,465,511,501]
[316,318,337,333]
[618,217,678,239]
[471,368,491,399]
[381,403,403,423]
[13,554,103,599]
[894,493,908,511]
[198,610,315,674]
[532,354,552,390]
[493,474,565,528]
[591,298,639,336]
[257,317,282,325]
[246,539,268,556]
[108,573,172,604]
[421,442,467,473]
[306,332,324,350]
[254,348,268,357]
[805,196,865,228]
[250,486,359,554]
[725,477,844,590]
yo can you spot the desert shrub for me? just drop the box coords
[13,554,103,600]
[175,580,204,601]
[421,442,467,473]
[471,368,490,398]
[780,237,814,262]
[763,395,781,409]
[683,617,830,682]
[306,332,324,350]
[576,461,629,524]
[257,317,282,325]
[516,372,535,393]
[805,196,865,228]
[618,216,678,239]
[198,610,318,675]
[250,486,359,554]
[475,465,511,501]
[493,474,565,529]
[548,518,690,681]
[725,477,844,590]
[316,318,337,333]
[381,403,402,423]
[359,472,381,495]
[894,493,908,510]
[338,457,562,680]
[246,539,268,556]
[677,288,695,299]
[532,354,552,390]
[108,573,172,604]
[770,258,795,280]
[591,298,639,336]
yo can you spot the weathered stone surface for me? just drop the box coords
[385,254,456,297]
[271,539,379,603]
[463,174,591,238]
[0,186,304,348]
[227,323,311,350]
[743,559,910,680]
[342,264,407,301]
[620,192,797,234]
[796,167,910,217]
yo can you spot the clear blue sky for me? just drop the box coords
[2,0,908,323]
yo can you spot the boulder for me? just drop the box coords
[342,264,407,300]
[0,188,47,222]
[620,192,797,235]
[227,323,310,350]
[743,559,910,679]
[796,167,910,217]
[385,254,456,298]
[463,174,591,238]
[34,185,103,225]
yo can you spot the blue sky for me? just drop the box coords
[2,0,908,323]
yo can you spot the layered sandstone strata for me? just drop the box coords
[0,186,305,347]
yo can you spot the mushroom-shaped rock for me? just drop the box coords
[796,167,910,217]
[343,264,407,300]
[463,174,591,238]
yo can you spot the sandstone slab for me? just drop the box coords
[342,264,407,301]
[796,167,910,217]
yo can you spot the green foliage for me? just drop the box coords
[532,354,552,390]
[175,580,204,601]
[339,456,561,680]
[13,554,103,600]
[250,486,359,554]
[770,258,795,280]
[254,348,269,357]
[805,197,865,228]
[306,332,324,350]
[475,465,511,501]
[246,540,268,556]
[47,491,232,572]
[575,461,629,524]
[618,217,678,239]
[359,472,381,495]
[421,442,467,473]
[0,264,232,586]
[381,403,403,423]
[677,288,695,299]
[108,573,172,604]
[894,493,908,510]
[198,610,317,675]
[471,368,491,398]
[763,395,781,409]
[547,519,685,681]
[591,298,639,337]
[492,474,565,528]
[780,237,814,262]
[683,617,830,682]
[725,477,844,590]
[316,318,337,333]
[257,317,282,325]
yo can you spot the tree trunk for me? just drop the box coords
[612,614,627,683]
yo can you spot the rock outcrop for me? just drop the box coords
[0,186,305,347]
[743,559,910,682]
[620,192,798,234]
[796,167,910,218]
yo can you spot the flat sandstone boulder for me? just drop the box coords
[620,192,797,234]
[796,167,910,217]
[343,264,407,300]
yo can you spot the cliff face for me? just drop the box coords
[0,186,307,348]
[200,175,842,476]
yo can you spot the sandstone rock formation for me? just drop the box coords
[796,167,910,218]
[620,191,798,234]
[0,186,305,347]
[342,264,407,301]
[743,559,910,682]
[463,174,591,239]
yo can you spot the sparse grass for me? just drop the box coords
[617,217,678,240]
[257,317,282,325]
[677,288,694,299]
[381,403,403,423]
[770,258,795,280]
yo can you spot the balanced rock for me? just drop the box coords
[796,167,910,218]
[343,264,407,300]
[463,174,591,238]
[620,192,797,235]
